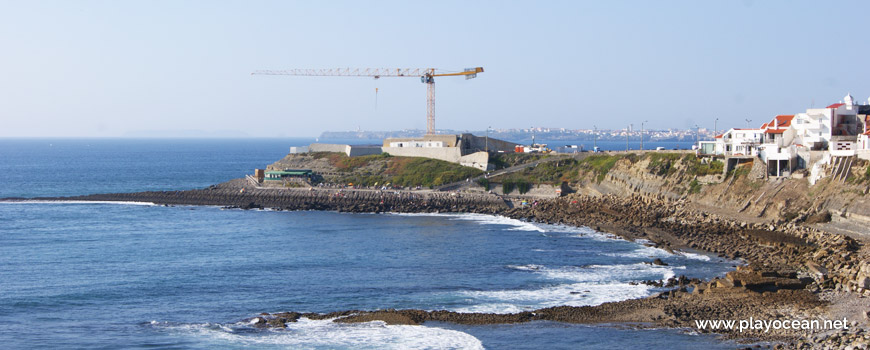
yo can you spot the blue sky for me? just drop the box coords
[1,0,868,137]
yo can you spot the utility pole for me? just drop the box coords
[714,117,719,136]
[626,124,632,151]
[745,118,752,129]
[531,126,536,148]
[641,120,648,151]
[593,125,597,151]
[695,124,700,145]
[485,126,490,153]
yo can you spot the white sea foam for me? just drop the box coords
[454,281,653,313]
[676,251,712,261]
[538,263,683,283]
[553,225,621,241]
[453,262,683,314]
[603,245,673,259]
[390,212,546,232]
[506,264,545,271]
[603,245,715,262]
[157,317,484,350]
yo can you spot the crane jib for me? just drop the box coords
[252,67,483,135]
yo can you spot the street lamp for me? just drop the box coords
[626,124,632,151]
[641,120,648,151]
[745,118,752,129]
[714,117,719,136]
[695,124,700,145]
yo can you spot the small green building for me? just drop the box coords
[265,169,314,181]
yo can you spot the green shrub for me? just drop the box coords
[477,178,491,191]
[489,153,548,170]
[692,160,724,176]
[688,179,702,194]
[646,153,682,176]
[579,155,623,183]
[502,180,516,194]
[516,179,531,194]
[726,164,750,180]
[389,158,482,188]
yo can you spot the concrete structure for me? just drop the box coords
[382,134,517,153]
[309,143,383,157]
[306,134,519,171]
[289,146,309,154]
[380,133,518,170]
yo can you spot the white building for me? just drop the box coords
[858,114,870,159]
[792,93,862,153]
[698,128,764,157]
[698,93,870,175]
[757,115,798,176]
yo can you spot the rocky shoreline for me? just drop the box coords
[7,179,869,348]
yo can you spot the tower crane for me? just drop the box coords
[252,67,484,135]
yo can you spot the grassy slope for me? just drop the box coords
[491,153,724,188]
[309,152,482,188]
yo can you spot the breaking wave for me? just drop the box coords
[151,317,484,350]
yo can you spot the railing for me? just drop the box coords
[245,174,261,187]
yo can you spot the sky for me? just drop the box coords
[1,0,868,137]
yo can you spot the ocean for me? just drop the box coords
[1,138,736,349]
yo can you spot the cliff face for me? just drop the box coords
[566,153,870,234]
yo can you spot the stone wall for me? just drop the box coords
[459,133,518,153]
[309,143,384,157]
[347,146,383,157]
[382,146,464,163]
[459,151,490,170]
[309,143,350,154]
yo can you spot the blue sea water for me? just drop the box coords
[1,139,736,349]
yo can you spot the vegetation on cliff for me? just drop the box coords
[490,152,724,187]
[306,152,483,188]
[489,153,550,170]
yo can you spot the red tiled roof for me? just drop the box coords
[761,115,794,130]
[776,114,794,126]
[714,134,724,139]
[765,129,786,134]
[827,103,845,108]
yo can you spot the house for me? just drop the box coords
[858,114,870,159]
[792,93,861,153]
[701,128,764,157]
[757,115,798,177]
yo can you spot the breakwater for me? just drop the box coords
[24,179,509,214]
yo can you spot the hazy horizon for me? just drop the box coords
[2,1,869,138]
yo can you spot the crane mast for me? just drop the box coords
[252,67,483,135]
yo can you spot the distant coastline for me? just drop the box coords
[320,128,715,143]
